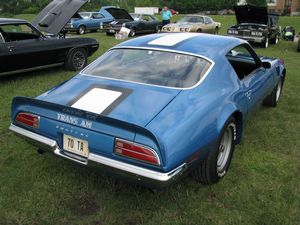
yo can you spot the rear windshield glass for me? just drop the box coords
[82,49,212,88]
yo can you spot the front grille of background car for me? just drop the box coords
[239,31,251,36]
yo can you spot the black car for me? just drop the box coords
[101,10,162,37]
[227,5,280,48]
[0,0,99,77]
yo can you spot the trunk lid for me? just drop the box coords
[36,75,181,127]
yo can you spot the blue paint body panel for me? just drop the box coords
[10,33,286,182]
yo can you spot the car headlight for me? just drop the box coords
[99,22,103,29]
[228,29,233,34]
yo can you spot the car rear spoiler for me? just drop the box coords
[11,96,160,148]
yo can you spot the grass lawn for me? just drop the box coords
[0,14,299,225]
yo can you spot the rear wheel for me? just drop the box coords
[129,28,136,37]
[65,48,87,71]
[196,29,202,33]
[271,34,279,44]
[106,32,114,36]
[214,27,219,34]
[192,117,236,184]
[156,26,161,33]
[263,77,283,107]
[77,25,86,35]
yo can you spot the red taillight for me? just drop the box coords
[15,113,39,128]
[114,139,160,165]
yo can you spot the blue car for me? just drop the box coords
[9,33,286,188]
[65,11,113,34]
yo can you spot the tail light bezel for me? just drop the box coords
[114,138,161,166]
[15,112,40,129]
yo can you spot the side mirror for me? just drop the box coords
[262,61,271,69]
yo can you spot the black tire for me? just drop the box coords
[156,26,162,33]
[297,42,300,52]
[106,32,114,36]
[65,48,87,71]
[196,29,202,33]
[214,27,219,34]
[263,77,283,107]
[271,34,279,44]
[261,36,269,48]
[129,28,136,37]
[77,25,86,35]
[192,117,236,185]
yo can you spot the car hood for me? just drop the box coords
[105,7,133,21]
[37,75,181,127]
[234,5,268,25]
[32,0,89,35]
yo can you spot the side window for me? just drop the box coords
[142,15,150,21]
[150,15,157,21]
[93,13,104,19]
[226,45,261,80]
[196,17,204,23]
[0,23,40,42]
[205,17,213,24]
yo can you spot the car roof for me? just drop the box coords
[114,33,246,61]
[185,15,205,17]
[0,18,28,25]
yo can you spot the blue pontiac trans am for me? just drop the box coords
[9,33,286,188]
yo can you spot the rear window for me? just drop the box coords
[82,49,212,88]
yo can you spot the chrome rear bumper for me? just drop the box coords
[9,124,187,188]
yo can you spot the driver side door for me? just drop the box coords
[226,44,274,115]
[2,23,61,73]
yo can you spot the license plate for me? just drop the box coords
[109,29,115,33]
[63,134,89,157]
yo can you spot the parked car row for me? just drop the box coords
[0,0,99,77]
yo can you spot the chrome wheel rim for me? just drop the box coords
[130,29,135,37]
[217,126,233,173]
[79,27,85,34]
[73,51,85,70]
[276,79,282,102]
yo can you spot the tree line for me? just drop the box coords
[0,0,267,15]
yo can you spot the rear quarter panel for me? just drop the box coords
[146,57,248,171]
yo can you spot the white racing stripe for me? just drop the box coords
[148,33,199,46]
[71,88,122,114]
